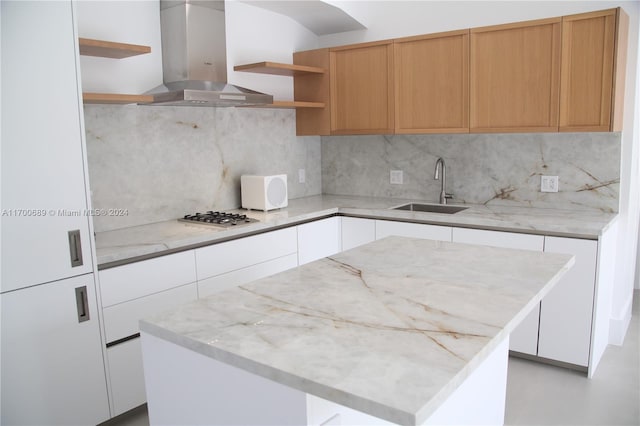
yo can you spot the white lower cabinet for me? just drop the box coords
[107,339,146,417]
[196,227,298,296]
[375,220,452,241]
[452,228,544,356]
[341,217,376,251]
[99,252,198,417]
[298,217,342,265]
[538,236,598,367]
[1,275,110,425]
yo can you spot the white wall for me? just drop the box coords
[320,0,640,344]
[77,0,317,100]
[76,1,163,94]
[225,0,318,100]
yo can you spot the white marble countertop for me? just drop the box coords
[96,194,617,267]
[140,236,574,425]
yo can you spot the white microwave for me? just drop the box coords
[241,175,288,211]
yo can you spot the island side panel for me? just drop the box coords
[142,330,510,426]
[141,333,308,426]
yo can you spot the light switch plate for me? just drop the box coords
[541,175,559,192]
[298,169,305,184]
[390,170,403,185]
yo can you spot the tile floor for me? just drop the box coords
[105,291,639,426]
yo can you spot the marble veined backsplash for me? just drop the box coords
[322,133,620,213]
[84,105,321,232]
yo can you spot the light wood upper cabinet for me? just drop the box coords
[292,7,626,136]
[330,41,395,134]
[470,18,561,133]
[394,30,469,134]
[559,8,627,132]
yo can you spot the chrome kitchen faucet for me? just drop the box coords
[434,157,453,204]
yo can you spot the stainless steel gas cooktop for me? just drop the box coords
[179,211,258,228]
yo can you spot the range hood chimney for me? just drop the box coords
[144,0,273,107]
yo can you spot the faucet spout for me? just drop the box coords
[434,157,453,204]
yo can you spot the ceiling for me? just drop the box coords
[238,0,366,35]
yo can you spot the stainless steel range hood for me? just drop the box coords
[143,0,273,107]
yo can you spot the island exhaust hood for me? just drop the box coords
[144,0,273,107]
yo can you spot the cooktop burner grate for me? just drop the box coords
[179,211,258,227]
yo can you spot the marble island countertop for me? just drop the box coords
[96,194,617,267]
[140,236,575,425]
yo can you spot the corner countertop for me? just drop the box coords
[95,194,617,267]
[140,236,575,425]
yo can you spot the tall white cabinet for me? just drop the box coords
[1,0,93,292]
[1,2,110,424]
[1,276,109,425]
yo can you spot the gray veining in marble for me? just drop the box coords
[95,194,617,266]
[140,236,574,425]
[84,105,321,232]
[322,133,620,213]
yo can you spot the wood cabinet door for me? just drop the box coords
[330,41,394,134]
[470,18,561,133]
[395,30,469,134]
[559,9,618,132]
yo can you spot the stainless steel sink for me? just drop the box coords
[392,203,468,214]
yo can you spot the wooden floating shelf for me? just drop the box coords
[234,61,325,76]
[82,92,154,105]
[242,101,325,109]
[274,101,325,108]
[79,38,151,59]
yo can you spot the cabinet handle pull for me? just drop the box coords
[75,286,90,323]
[68,229,83,267]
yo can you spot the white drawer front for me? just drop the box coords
[375,220,452,242]
[452,228,544,250]
[103,283,198,343]
[196,227,297,280]
[198,254,298,298]
[107,338,146,417]
[100,251,197,307]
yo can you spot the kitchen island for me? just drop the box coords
[140,236,574,425]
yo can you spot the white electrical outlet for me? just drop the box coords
[541,175,559,193]
[298,169,305,184]
[390,170,403,185]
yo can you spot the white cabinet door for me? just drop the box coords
[100,251,198,416]
[539,237,597,367]
[375,220,452,241]
[452,228,544,356]
[1,275,110,425]
[107,339,146,417]
[342,217,375,251]
[1,1,93,292]
[298,217,342,265]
